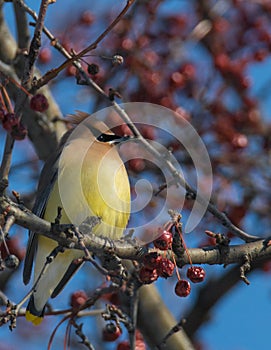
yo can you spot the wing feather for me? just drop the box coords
[23,131,72,285]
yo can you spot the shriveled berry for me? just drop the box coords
[157,258,175,278]
[142,252,161,269]
[102,322,122,342]
[2,113,19,132]
[30,94,49,112]
[187,266,206,283]
[139,266,158,284]
[70,290,88,308]
[175,279,191,297]
[11,123,27,140]
[153,230,173,250]
[88,63,99,75]
[112,54,124,66]
[4,254,20,269]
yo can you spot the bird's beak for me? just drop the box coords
[111,135,132,145]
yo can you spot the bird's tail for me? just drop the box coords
[25,295,45,326]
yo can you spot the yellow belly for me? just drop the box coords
[44,141,130,239]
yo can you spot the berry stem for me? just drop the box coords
[174,224,193,266]
[1,86,13,113]
[171,252,181,281]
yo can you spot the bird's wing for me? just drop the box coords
[23,131,72,285]
[51,259,84,298]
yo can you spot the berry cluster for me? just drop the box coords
[139,228,206,298]
[0,110,27,140]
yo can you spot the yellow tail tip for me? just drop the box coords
[25,310,43,326]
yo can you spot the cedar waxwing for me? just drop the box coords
[23,112,131,325]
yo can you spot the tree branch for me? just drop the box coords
[0,194,270,267]
[32,0,136,90]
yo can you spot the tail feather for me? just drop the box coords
[25,295,45,326]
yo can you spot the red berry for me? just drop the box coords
[139,266,158,284]
[128,158,145,172]
[142,252,161,269]
[10,123,27,140]
[70,290,88,308]
[65,65,77,76]
[2,113,19,132]
[102,323,122,342]
[0,108,5,121]
[117,342,130,350]
[80,11,94,25]
[170,72,185,88]
[214,53,230,71]
[175,280,191,297]
[157,258,175,278]
[181,63,196,80]
[187,266,206,283]
[153,230,173,250]
[38,47,52,64]
[30,94,49,112]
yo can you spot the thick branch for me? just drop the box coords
[0,195,146,259]
[0,195,270,266]
[174,241,271,267]
[138,284,195,350]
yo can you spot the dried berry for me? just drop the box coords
[157,258,175,278]
[175,279,191,297]
[117,342,130,350]
[88,63,99,75]
[142,252,161,269]
[112,54,124,66]
[102,322,122,342]
[4,254,20,269]
[139,266,158,284]
[187,266,206,283]
[153,230,173,250]
[10,123,27,140]
[30,94,49,112]
[70,290,88,308]
[2,113,19,132]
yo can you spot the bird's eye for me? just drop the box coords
[97,133,121,143]
[97,134,105,142]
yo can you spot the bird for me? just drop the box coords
[23,111,131,325]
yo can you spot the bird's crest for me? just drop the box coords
[66,110,91,125]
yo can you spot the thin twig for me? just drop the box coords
[31,0,136,90]
[14,0,52,116]
[22,0,51,87]
[0,135,14,189]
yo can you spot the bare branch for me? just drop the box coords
[32,0,136,90]
[0,195,270,267]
